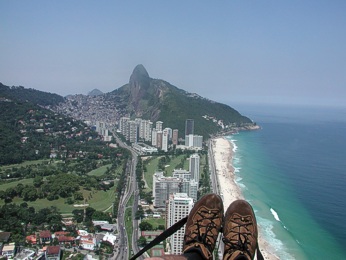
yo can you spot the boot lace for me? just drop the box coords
[184,207,221,253]
[222,215,254,259]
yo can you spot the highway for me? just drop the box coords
[113,134,143,260]
[208,138,225,259]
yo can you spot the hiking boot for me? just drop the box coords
[222,200,259,260]
[183,193,224,260]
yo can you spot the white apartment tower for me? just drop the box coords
[128,120,138,143]
[152,128,157,147]
[173,169,198,201]
[156,121,163,131]
[165,127,173,140]
[138,119,153,142]
[119,117,130,136]
[189,153,200,185]
[167,193,194,255]
[185,134,203,148]
[153,172,182,208]
[162,129,169,152]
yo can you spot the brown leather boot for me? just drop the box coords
[182,193,224,260]
[222,200,259,260]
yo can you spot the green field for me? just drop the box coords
[0,188,115,214]
[0,159,50,170]
[87,164,112,176]
[144,217,166,229]
[0,178,34,191]
[0,160,120,214]
[164,155,189,176]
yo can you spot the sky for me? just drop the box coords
[1,1,346,107]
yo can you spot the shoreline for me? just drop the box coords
[211,136,279,260]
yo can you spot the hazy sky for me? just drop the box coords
[1,1,346,107]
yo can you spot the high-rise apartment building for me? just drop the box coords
[119,117,130,136]
[156,121,163,132]
[172,129,179,145]
[166,193,194,255]
[185,134,203,148]
[173,169,197,201]
[156,131,163,150]
[153,172,182,208]
[185,119,194,136]
[165,128,173,140]
[138,119,153,142]
[128,120,139,143]
[162,129,169,152]
[151,128,157,146]
[189,153,200,185]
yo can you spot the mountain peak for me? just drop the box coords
[132,64,149,78]
[88,89,103,96]
[129,64,150,87]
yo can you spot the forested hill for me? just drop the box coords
[0,82,64,107]
[0,99,99,165]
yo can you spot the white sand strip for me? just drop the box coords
[212,137,279,260]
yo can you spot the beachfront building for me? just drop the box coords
[153,172,182,208]
[185,134,203,148]
[188,179,198,201]
[166,193,194,255]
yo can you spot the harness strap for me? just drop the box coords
[130,216,188,260]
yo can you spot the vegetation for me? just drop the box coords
[0,99,101,165]
[0,82,64,106]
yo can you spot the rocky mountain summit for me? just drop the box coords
[106,64,255,137]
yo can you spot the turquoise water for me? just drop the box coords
[226,105,346,259]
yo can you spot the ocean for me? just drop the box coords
[226,104,346,259]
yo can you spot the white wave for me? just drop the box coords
[257,216,294,260]
[235,176,243,182]
[237,182,247,190]
[270,208,281,222]
[233,156,241,165]
[234,167,241,173]
[230,138,238,152]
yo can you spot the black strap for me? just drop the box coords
[130,216,265,260]
[130,216,188,260]
[256,244,264,260]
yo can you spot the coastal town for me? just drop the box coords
[0,109,274,259]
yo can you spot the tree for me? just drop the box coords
[157,225,165,230]
[33,176,43,188]
[92,211,112,223]
[137,236,147,247]
[22,186,38,201]
[139,221,153,231]
[74,192,84,201]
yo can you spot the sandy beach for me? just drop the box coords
[211,137,279,260]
